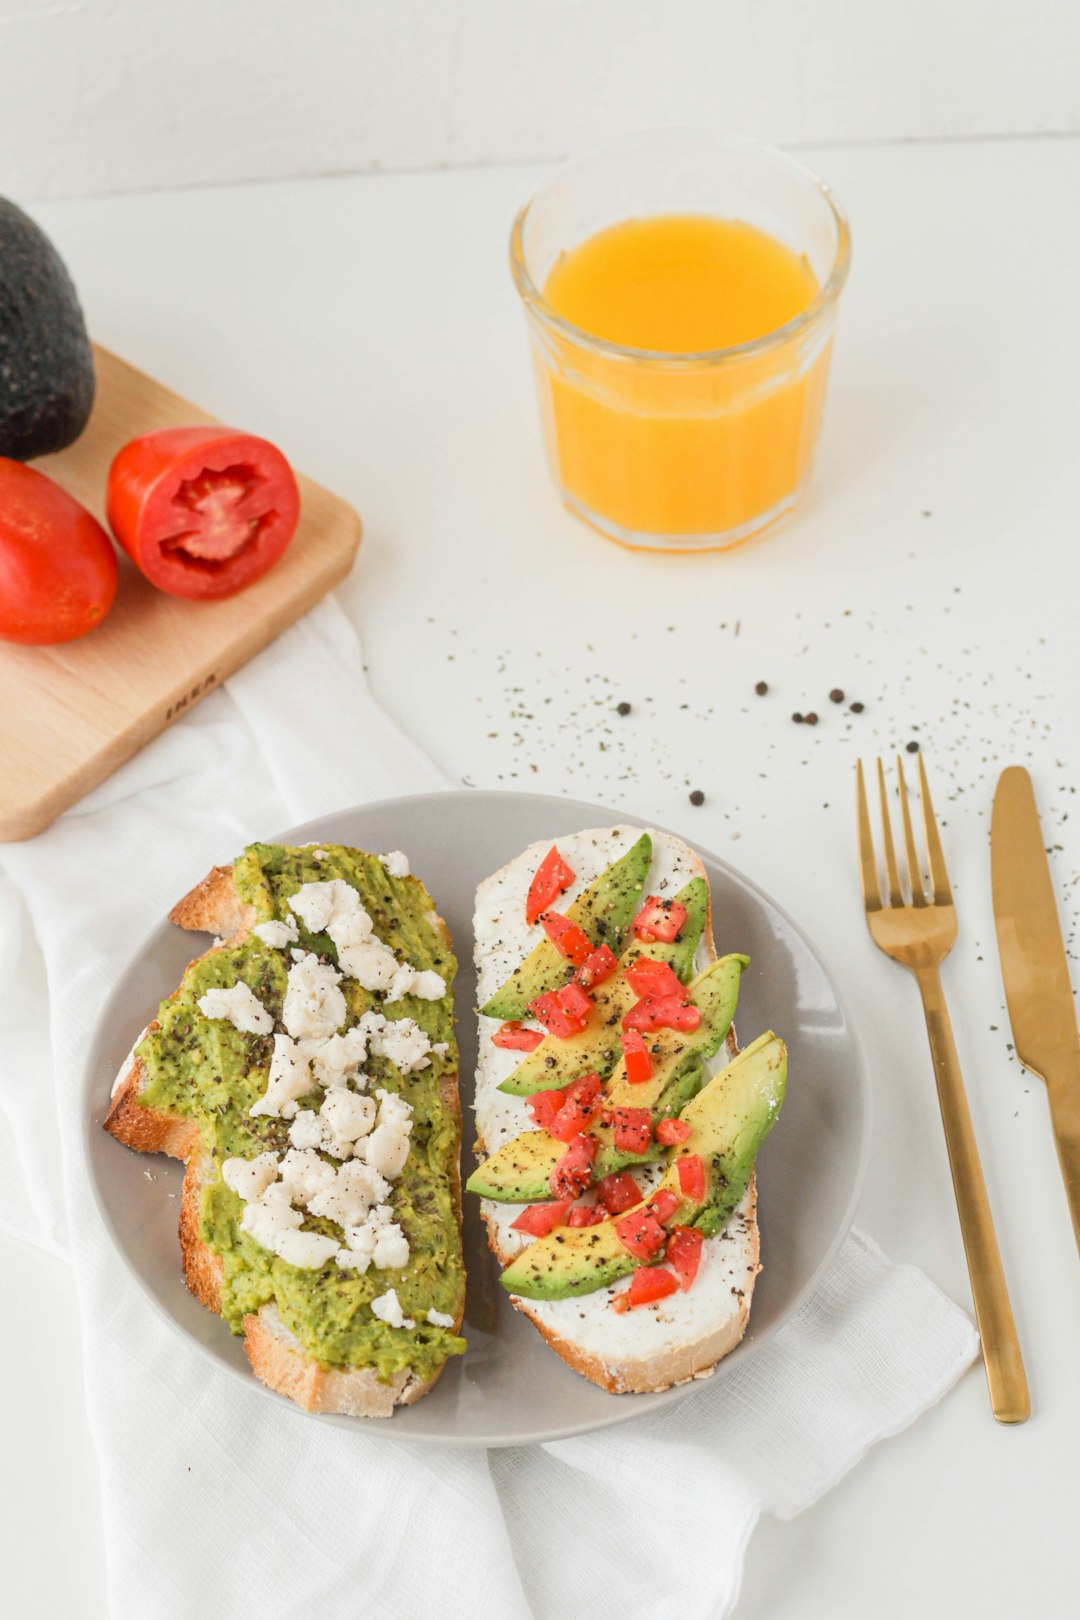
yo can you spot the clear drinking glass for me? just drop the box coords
[510,131,851,553]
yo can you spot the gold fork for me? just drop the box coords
[856,753,1030,1424]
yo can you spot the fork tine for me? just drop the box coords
[895,754,927,906]
[917,752,953,905]
[876,758,904,905]
[855,760,882,912]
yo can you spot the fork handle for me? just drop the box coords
[916,965,1030,1423]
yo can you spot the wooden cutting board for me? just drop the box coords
[0,345,362,841]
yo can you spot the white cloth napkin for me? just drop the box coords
[0,598,978,1620]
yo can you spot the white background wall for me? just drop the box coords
[1,0,1078,201]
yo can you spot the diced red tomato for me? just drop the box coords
[575,943,618,989]
[611,1290,632,1314]
[549,1133,597,1199]
[655,1117,692,1146]
[667,1226,704,1292]
[526,847,575,926]
[620,1028,653,1085]
[529,984,592,1039]
[106,427,300,601]
[632,896,688,944]
[567,1203,606,1227]
[623,957,683,1002]
[627,1266,679,1308]
[526,1088,566,1133]
[595,1171,644,1215]
[491,1021,545,1053]
[557,982,593,1022]
[510,1199,574,1236]
[622,996,702,1034]
[615,1206,667,1261]
[676,1153,706,1204]
[540,911,592,966]
[549,1073,602,1141]
[612,1107,653,1156]
[647,1188,680,1224]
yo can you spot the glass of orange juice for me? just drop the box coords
[510,131,851,552]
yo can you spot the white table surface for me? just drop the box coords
[4,135,1079,1617]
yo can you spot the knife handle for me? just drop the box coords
[916,965,1030,1424]
[1044,1059,1080,1260]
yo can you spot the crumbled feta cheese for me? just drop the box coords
[286,1110,325,1152]
[372,1222,410,1270]
[320,1089,377,1143]
[306,1026,368,1089]
[289,880,374,949]
[427,1308,455,1328]
[385,964,447,1003]
[370,1288,414,1330]
[273,1230,339,1269]
[252,916,300,948]
[282,952,347,1041]
[250,1033,314,1119]
[221,1152,279,1202]
[197,982,273,1035]
[307,1159,392,1227]
[379,851,410,878]
[241,1194,303,1249]
[336,1222,378,1271]
[362,1011,436,1074]
[363,1089,414,1180]
[337,938,399,992]
[278,1147,337,1203]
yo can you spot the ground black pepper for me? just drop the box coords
[755,680,768,696]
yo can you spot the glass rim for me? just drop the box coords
[509,129,852,369]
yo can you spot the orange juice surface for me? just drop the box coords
[535,215,830,543]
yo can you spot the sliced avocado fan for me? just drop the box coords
[497,875,710,1097]
[480,834,652,1021]
[467,953,747,1200]
[498,1031,787,1301]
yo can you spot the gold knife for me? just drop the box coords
[991,766,1080,1257]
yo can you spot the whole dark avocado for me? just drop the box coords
[0,197,95,460]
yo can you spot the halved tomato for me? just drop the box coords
[106,426,300,600]
[0,460,117,644]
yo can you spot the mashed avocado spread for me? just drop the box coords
[136,843,466,1386]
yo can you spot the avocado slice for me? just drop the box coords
[480,834,652,1021]
[498,1032,787,1301]
[467,954,747,1200]
[496,876,710,1097]
[0,198,95,460]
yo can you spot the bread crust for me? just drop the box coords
[104,863,464,1418]
[474,826,759,1395]
[168,864,253,940]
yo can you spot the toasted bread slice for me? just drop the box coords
[105,850,464,1418]
[473,825,759,1394]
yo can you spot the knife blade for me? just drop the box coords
[991,766,1080,1257]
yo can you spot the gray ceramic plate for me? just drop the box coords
[83,790,870,1447]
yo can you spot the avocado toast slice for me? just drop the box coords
[105,844,466,1418]
[473,825,780,1395]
